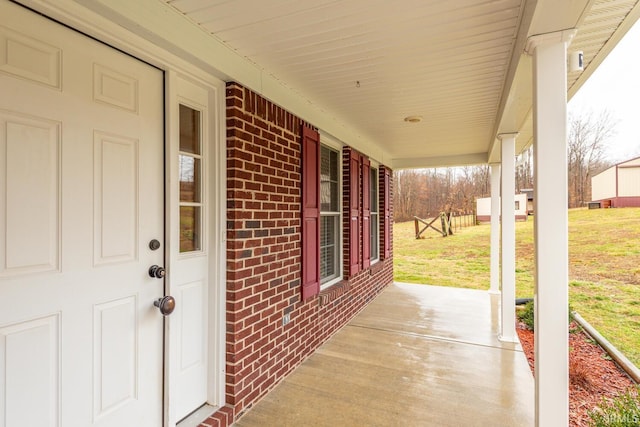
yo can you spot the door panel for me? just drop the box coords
[93,297,138,419]
[1,112,60,275]
[93,131,139,265]
[0,3,164,426]
[0,314,60,426]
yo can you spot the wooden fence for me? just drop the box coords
[414,210,476,238]
[447,211,477,233]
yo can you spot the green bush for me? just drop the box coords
[517,301,535,330]
[516,301,576,332]
[589,386,640,427]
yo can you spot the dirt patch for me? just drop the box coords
[516,321,636,427]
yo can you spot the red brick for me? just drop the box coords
[224,82,393,423]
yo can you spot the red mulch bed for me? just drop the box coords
[516,321,636,427]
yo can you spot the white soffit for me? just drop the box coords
[165,0,524,167]
[71,0,637,169]
[568,0,640,98]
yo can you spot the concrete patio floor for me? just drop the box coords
[234,282,534,426]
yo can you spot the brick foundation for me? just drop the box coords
[199,83,394,426]
[608,197,640,208]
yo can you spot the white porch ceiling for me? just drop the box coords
[166,0,524,167]
[60,0,639,168]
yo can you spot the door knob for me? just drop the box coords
[154,296,176,316]
[148,265,166,279]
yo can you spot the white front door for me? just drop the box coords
[0,3,164,426]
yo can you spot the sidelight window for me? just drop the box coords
[179,104,202,253]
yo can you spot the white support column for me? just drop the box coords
[489,164,501,295]
[498,133,518,342]
[527,30,575,427]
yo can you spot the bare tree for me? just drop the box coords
[393,165,491,221]
[516,146,533,192]
[470,165,491,199]
[391,111,616,221]
[448,166,490,213]
[394,170,423,221]
[567,111,616,207]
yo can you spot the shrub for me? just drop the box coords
[517,301,535,330]
[516,301,575,332]
[589,386,640,427]
[569,358,592,390]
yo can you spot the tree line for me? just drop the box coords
[393,111,616,222]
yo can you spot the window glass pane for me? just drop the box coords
[179,104,201,154]
[371,213,379,260]
[320,182,332,212]
[330,149,338,181]
[180,206,201,252]
[320,215,337,280]
[321,146,339,212]
[179,155,201,202]
[330,181,338,210]
[371,168,378,211]
[370,167,379,260]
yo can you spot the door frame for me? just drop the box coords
[12,1,228,425]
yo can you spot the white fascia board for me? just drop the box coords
[75,0,393,167]
[487,0,537,163]
[528,0,590,36]
[393,152,488,170]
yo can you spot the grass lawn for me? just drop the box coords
[393,207,640,366]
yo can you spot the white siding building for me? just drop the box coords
[476,194,529,222]
[592,157,640,208]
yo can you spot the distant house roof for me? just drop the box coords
[520,188,534,201]
[593,156,640,179]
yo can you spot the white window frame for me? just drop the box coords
[319,131,343,289]
[370,161,380,265]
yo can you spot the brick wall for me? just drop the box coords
[200,82,393,426]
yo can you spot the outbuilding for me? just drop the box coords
[591,157,640,208]
[476,194,529,223]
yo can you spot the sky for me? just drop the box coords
[568,20,640,163]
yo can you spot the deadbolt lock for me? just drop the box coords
[148,265,166,279]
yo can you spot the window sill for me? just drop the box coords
[317,260,389,307]
[368,259,385,275]
[320,276,343,291]
[318,280,350,307]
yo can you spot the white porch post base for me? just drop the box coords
[527,30,574,427]
[489,163,501,295]
[498,134,518,343]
